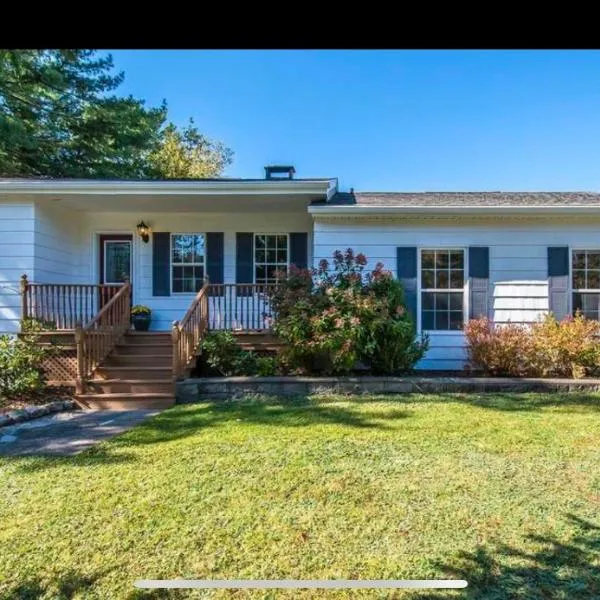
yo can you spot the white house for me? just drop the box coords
[1,165,599,407]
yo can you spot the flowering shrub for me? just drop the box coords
[464,318,538,376]
[269,249,428,375]
[465,313,600,378]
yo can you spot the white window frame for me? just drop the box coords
[170,232,206,295]
[418,247,468,334]
[253,233,290,285]
[570,247,600,319]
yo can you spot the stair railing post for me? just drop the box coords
[75,321,84,395]
[172,320,180,391]
[20,273,28,325]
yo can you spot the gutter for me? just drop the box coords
[0,179,337,196]
[309,204,600,215]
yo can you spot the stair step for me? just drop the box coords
[75,393,175,411]
[126,332,171,337]
[120,337,172,346]
[85,379,174,394]
[114,344,173,356]
[95,366,172,380]
[105,354,172,367]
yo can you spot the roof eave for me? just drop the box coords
[0,179,337,196]
[309,205,600,215]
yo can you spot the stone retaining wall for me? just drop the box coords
[176,376,600,402]
[0,400,76,427]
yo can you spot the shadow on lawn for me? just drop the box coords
[412,514,600,600]
[11,398,409,473]
[456,392,600,413]
[0,567,112,600]
[116,397,410,447]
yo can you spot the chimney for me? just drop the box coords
[265,165,295,180]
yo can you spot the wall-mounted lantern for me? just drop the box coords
[136,220,151,243]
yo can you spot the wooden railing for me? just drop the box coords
[207,283,276,331]
[172,282,209,380]
[20,274,122,330]
[75,281,131,394]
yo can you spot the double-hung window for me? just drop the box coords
[254,234,289,284]
[171,233,205,293]
[572,250,600,319]
[421,249,465,330]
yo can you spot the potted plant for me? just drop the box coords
[131,305,152,331]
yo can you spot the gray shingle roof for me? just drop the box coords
[321,191,600,207]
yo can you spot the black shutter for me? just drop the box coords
[152,232,170,297]
[289,232,308,269]
[548,246,570,320]
[206,232,224,284]
[236,232,254,297]
[469,247,489,320]
[397,247,417,321]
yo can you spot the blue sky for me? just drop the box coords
[109,50,600,192]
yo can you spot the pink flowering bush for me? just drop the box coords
[269,249,428,375]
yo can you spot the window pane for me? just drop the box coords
[266,265,279,280]
[255,249,266,263]
[573,252,586,269]
[450,270,464,288]
[422,270,435,288]
[267,249,277,263]
[588,271,600,289]
[193,266,204,279]
[422,251,435,269]
[276,235,287,248]
[277,249,287,263]
[573,270,585,289]
[435,293,449,310]
[422,311,434,330]
[173,266,183,278]
[588,252,600,270]
[436,270,449,288]
[422,292,434,310]
[256,265,266,280]
[256,235,266,248]
[450,293,463,310]
[578,293,600,320]
[449,311,464,330]
[436,251,449,269]
[192,235,205,262]
[435,312,449,330]
[450,252,463,269]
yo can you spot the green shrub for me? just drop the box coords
[0,334,54,400]
[270,249,428,375]
[465,313,600,378]
[199,331,280,376]
[21,317,57,332]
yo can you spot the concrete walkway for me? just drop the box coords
[0,409,160,457]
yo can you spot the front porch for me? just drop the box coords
[20,277,280,409]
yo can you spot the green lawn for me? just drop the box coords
[0,394,599,600]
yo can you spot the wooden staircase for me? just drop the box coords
[75,332,175,410]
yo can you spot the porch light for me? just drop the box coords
[136,220,151,243]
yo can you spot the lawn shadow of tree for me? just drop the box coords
[410,514,600,600]
[0,567,113,600]
[113,396,411,447]
[10,397,410,472]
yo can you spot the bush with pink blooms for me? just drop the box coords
[269,249,428,375]
[465,313,600,378]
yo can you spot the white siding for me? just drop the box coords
[0,200,35,333]
[33,203,85,284]
[313,217,600,370]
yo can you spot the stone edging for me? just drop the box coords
[177,376,600,402]
[0,400,76,427]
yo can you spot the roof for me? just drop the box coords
[321,191,600,208]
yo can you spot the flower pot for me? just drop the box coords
[131,314,151,331]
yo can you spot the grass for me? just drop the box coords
[0,393,599,599]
